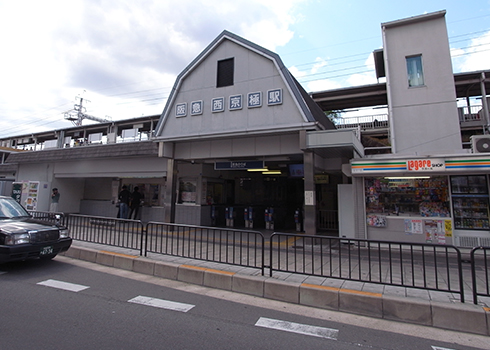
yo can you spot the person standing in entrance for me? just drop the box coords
[50,188,60,212]
[118,185,131,219]
[129,186,144,220]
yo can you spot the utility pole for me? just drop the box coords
[63,95,111,126]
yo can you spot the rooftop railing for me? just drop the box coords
[334,113,389,130]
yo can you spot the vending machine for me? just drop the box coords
[20,181,51,211]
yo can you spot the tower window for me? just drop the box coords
[406,55,424,87]
[217,58,234,87]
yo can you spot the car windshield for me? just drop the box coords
[0,197,31,219]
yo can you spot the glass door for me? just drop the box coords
[451,175,490,230]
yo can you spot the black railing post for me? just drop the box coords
[471,247,479,304]
[139,221,145,256]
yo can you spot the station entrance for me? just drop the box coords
[175,160,341,232]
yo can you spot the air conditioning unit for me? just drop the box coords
[471,135,490,153]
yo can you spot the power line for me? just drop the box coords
[1,19,489,138]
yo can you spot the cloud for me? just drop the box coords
[306,78,343,93]
[452,30,490,72]
[0,0,305,136]
[346,52,377,86]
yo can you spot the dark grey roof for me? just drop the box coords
[311,69,490,111]
[0,163,18,173]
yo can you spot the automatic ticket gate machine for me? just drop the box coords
[265,207,274,230]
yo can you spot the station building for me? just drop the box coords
[1,10,490,247]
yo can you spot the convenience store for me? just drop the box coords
[351,156,490,247]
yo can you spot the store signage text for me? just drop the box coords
[407,159,445,171]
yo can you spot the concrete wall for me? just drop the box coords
[174,133,301,160]
[54,157,166,178]
[384,12,462,155]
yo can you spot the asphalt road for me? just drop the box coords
[0,257,488,350]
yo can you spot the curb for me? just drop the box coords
[61,246,490,336]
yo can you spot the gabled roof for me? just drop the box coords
[154,30,335,138]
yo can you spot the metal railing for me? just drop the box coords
[471,246,490,304]
[335,113,389,130]
[145,222,265,275]
[317,210,338,230]
[29,211,490,303]
[66,214,145,255]
[458,105,483,123]
[28,210,66,224]
[269,233,465,302]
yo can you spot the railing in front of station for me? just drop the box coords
[471,247,490,304]
[52,213,265,274]
[317,210,338,231]
[29,211,490,304]
[269,233,466,302]
[145,222,265,275]
[67,214,145,255]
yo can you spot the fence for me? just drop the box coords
[66,214,145,255]
[145,222,265,274]
[29,210,66,224]
[317,210,338,231]
[269,233,466,302]
[335,113,389,130]
[29,211,490,304]
[471,247,490,304]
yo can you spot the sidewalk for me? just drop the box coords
[61,239,490,336]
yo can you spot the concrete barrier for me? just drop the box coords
[132,258,155,275]
[62,245,490,336]
[339,289,383,318]
[382,295,432,325]
[232,274,265,297]
[431,301,488,335]
[178,265,205,285]
[154,261,179,280]
[95,251,115,267]
[299,283,339,310]
[264,279,300,304]
[204,269,234,290]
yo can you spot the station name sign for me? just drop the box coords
[215,161,264,170]
[176,88,283,117]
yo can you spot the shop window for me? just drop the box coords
[179,179,197,204]
[406,55,424,87]
[217,58,234,87]
[365,176,450,217]
[451,175,490,230]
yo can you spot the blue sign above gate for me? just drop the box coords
[215,161,265,170]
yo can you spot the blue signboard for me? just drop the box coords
[215,161,264,170]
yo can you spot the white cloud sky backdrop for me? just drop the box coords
[0,0,489,137]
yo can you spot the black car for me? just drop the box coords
[0,196,72,263]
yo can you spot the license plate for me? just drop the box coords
[40,246,54,256]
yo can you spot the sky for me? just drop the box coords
[0,0,489,138]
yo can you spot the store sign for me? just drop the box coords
[351,158,445,175]
[215,161,264,170]
[407,159,445,171]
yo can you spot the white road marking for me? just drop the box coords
[432,347,456,350]
[37,279,89,292]
[128,295,195,312]
[255,317,338,340]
